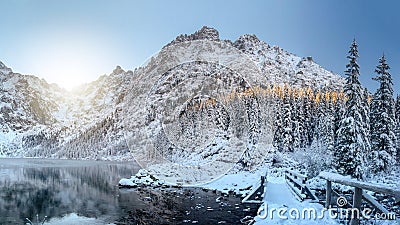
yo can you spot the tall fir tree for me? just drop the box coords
[370,92,380,155]
[318,91,335,152]
[292,89,306,149]
[304,88,316,147]
[395,96,400,162]
[334,39,370,179]
[273,90,283,151]
[362,88,371,140]
[369,54,397,172]
[333,92,345,150]
[282,85,294,152]
[396,95,400,125]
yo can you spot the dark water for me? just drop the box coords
[0,159,257,225]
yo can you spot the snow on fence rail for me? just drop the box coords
[241,170,267,204]
[284,168,318,201]
[319,172,400,198]
[319,171,400,225]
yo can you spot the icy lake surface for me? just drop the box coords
[0,158,256,224]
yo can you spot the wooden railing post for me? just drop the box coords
[319,172,400,224]
[261,175,265,187]
[350,187,362,225]
[326,180,332,208]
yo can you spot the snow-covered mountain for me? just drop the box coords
[0,63,67,156]
[0,61,133,158]
[233,34,344,89]
[0,26,344,159]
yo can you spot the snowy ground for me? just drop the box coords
[119,165,338,224]
[197,167,267,197]
[119,152,400,225]
[195,169,338,225]
[29,213,115,225]
[254,176,338,225]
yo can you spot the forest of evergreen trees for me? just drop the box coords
[270,39,400,179]
[15,40,399,181]
[68,39,399,179]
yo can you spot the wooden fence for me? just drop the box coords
[319,171,400,225]
[284,168,318,201]
[242,170,267,204]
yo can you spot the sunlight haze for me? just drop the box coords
[1,0,400,93]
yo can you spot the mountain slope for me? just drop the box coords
[233,34,344,89]
[0,62,134,158]
[0,27,345,159]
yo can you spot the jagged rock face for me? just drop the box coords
[0,26,345,159]
[0,61,12,75]
[165,26,220,48]
[123,40,267,184]
[0,62,133,158]
[0,72,60,130]
[233,34,345,90]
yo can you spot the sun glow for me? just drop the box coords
[23,29,119,91]
[38,45,92,90]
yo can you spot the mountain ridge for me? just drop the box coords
[0,26,344,159]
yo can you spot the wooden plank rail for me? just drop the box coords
[286,169,307,180]
[242,170,267,204]
[352,187,363,225]
[319,172,400,198]
[362,192,390,215]
[241,183,264,204]
[284,169,318,201]
[319,171,400,225]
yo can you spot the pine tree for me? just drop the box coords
[369,54,397,172]
[273,90,284,151]
[395,95,400,162]
[317,91,335,152]
[370,92,380,156]
[292,89,306,149]
[282,85,293,152]
[396,95,400,124]
[304,88,316,146]
[334,39,370,179]
[362,88,371,139]
[333,91,345,150]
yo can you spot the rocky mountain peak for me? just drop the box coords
[0,28,345,159]
[193,26,219,41]
[234,34,263,48]
[112,65,125,75]
[232,34,271,59]
[0,61,12,75]
[165,26,220,48]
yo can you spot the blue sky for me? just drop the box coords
[0,0,399,94]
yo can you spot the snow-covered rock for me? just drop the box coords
[0,26,345,160]
[0,63,133,159]
[0,61,12,75]
[233,34,345,89]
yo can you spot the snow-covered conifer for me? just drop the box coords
[369,54,397,172]
[335,39,370,179]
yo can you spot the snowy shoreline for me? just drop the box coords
[119,162,400,225]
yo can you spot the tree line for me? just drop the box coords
[270,39,399,179]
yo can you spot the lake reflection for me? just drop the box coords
[0,159,140,224]
[0,159,257,225]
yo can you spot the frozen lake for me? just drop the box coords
[0,158,257,224]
